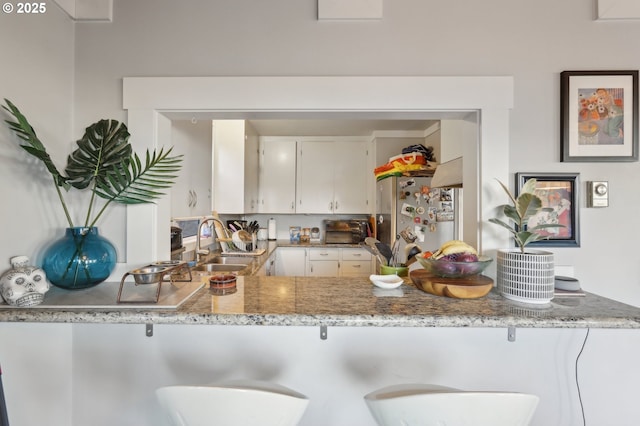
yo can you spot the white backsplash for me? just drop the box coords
[232,214,371,241]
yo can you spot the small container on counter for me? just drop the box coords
[289,226,301,243]
[300,228,310,243]
[209,273,237,295]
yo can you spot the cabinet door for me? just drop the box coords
[212,120,245,214]
[170,120,212,218]
[308,260,339,277]
[339,260,371,277]
[333,140,369,214]
[296,140,335,214]
[244,122,260,213]
[259,139,297,213]
[274,248,307,276]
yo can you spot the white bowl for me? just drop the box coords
[369,274,404,289]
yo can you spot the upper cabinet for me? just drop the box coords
[212,120,259,214]
[297,139,369,214]
[170,120,212,218]
[259,138,297,214]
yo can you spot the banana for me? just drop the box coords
[433,240,477,259]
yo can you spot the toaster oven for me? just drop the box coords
[324,220,369,244]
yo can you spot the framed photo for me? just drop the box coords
[516,172,580,247]
[561,70,638,162]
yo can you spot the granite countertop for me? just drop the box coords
[1,241,640,329]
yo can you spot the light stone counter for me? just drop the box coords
[1,241,639,328]
[1,274,640,328]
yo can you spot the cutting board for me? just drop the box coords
[410,270,493,299]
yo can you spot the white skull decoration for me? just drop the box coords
[0,256,49,307]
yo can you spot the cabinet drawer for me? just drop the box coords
[340,260,372,277]
[340,248,372,261]
[309,248,339,261]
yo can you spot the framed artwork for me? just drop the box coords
[516,172,580,247]
[560,70,638,162]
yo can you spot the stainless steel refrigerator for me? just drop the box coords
[375,175,459,265]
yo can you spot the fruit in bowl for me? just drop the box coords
[418,240,492,278]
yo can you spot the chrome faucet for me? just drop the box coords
[195,217,228,262]
[195,218,213,262]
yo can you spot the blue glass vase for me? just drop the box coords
[42,227,116,290]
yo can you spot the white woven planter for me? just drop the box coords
[497,249,555,304]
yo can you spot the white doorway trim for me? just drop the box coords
[122,76,513,269]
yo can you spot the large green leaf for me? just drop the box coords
[2,99,69,189]
[516,192,543,224]
[491,178,566,253]
[65,119,132,190]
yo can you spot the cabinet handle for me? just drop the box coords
[291,201,295,211]
[351,264,361,268]
[328,201,333,211]
[319,252,329,256]
[335,200,339,211]
[353,253,362,257]
[188,189,197,208]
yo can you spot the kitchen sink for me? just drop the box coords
[208,256,254,265]
[192,263,248,273]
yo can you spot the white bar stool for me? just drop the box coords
[364,383,539,426]
[156,379,309,426]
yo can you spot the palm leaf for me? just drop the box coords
[94,148,183,204]
[65,119,132,190]
[2,99,69,189]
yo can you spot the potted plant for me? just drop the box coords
[3,99,183,289]
[489,179,564,304]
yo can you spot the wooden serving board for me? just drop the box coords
[410,270,494,299]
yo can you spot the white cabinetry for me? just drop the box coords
[272,247,372,277]
[339,248,373,277]
[256,251,277,276]
[297,139,369,214]
[307,248,339,277]
[275,247,307,276]
[212,120,259,214]
[170,120,212,218]
[259,138,297,213]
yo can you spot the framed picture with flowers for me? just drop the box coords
[516,172,580,248]
[560,70,638,162]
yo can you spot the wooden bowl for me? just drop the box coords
[410,270,493,299]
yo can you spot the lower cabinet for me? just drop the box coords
[307,248,339,277]
[339,248,373,277]
[272,247,372,277]
[274,247,307,276]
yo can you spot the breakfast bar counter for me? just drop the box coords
[1,273,640,329]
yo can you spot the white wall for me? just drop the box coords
[0,5,75,263]
[0,9,75,425]
[2,1,640,425]
[64,324,640,426]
